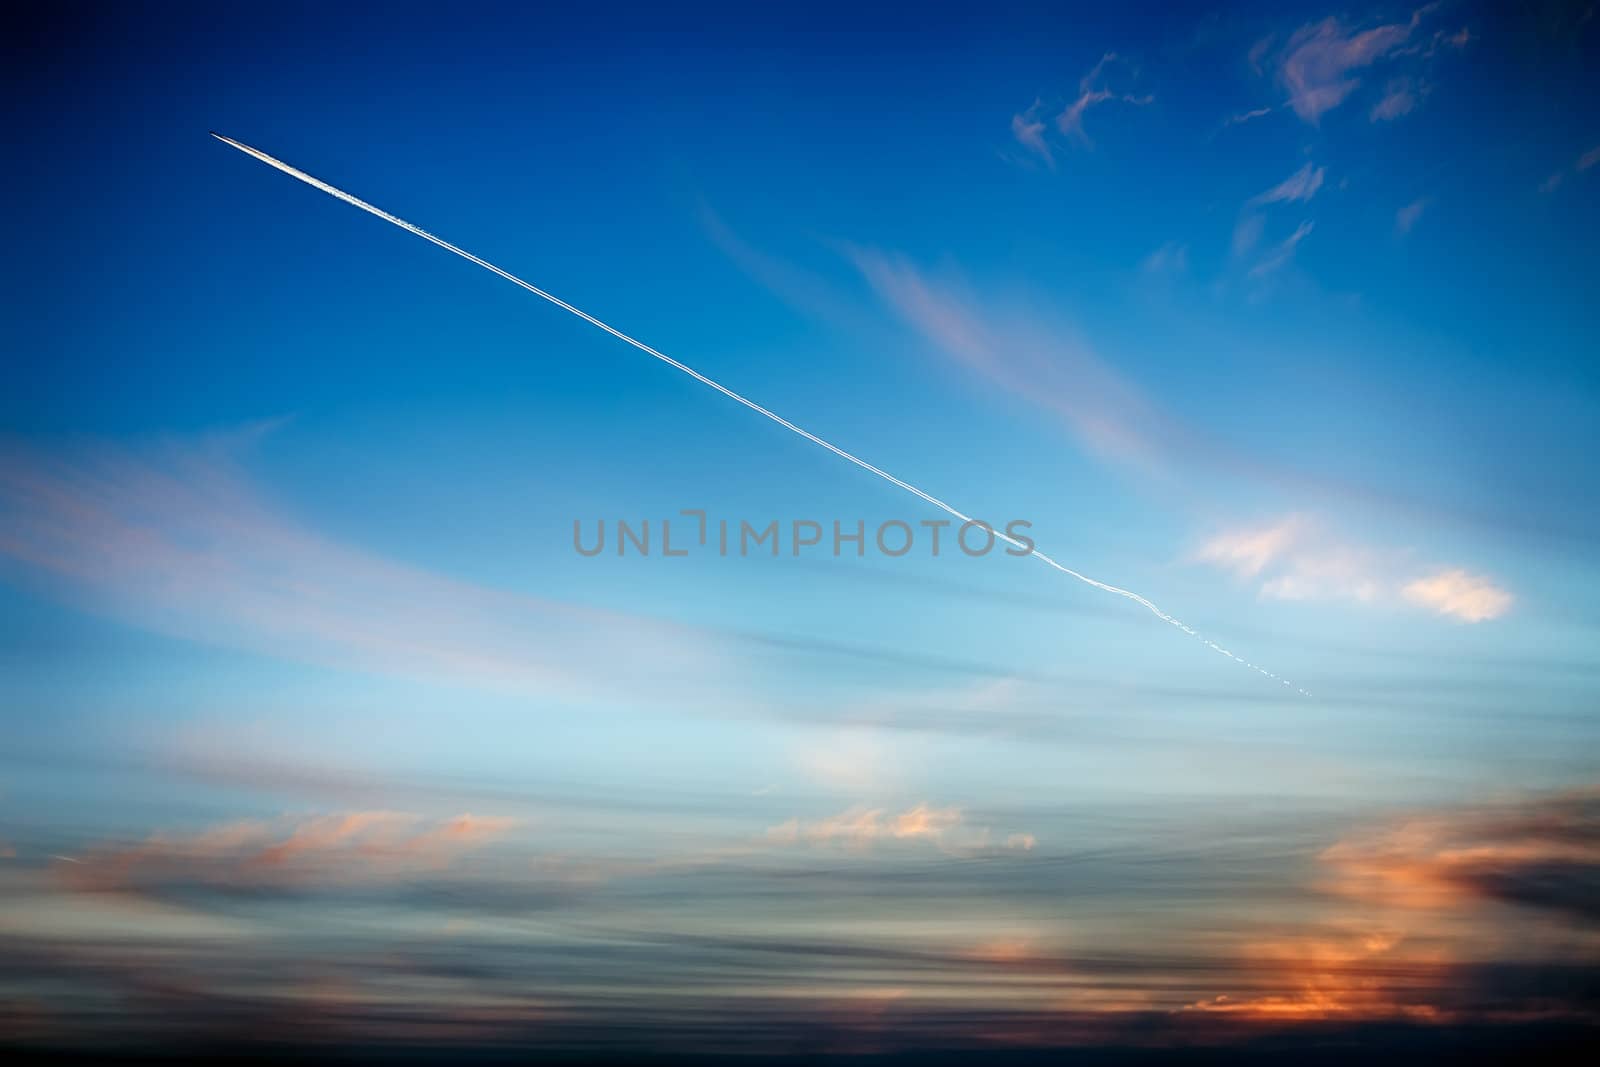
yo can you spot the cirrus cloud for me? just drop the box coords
[1010,52,1151,162]
[1258,7,1468,125]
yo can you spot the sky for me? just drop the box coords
[2,0,1598,1058]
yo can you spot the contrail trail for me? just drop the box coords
[211,132,1307,696]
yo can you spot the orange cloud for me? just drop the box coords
[1320,791,1599,918]
[59,811,517,895]
[1181,926,1451,1022]
[1182,787,1600,1024]
[765,803,1028,856]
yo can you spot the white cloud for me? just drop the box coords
[1195,516,1512,622]
[1402,569,1513,622]
[1196,514,1380,603]
[1196,514,1308,578]
[1259,545,1385,604]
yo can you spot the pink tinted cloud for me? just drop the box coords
[1058,53,1153,146]
[849,251,1166,469]
[1369,78,1420,121]
[704,216,1556,544]
[1010,105,1052,166]
[1014,52,1151,158]
[1272,11,1427,122]
[1251,162,1326,205]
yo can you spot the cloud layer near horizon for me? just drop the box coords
[3,782,1595,1051]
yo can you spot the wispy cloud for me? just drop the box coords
[1223,106,1274,128]
[765,802,1030,856]
[1258,7,1468,126]
[1370,76,1422,121]
[1231,213,1265,257]
[1195,514,1311,580]
[1247,219,1315,278]
[718,224,1579,544]
[851,250,1165,468]
[1011,52,1151,161]
[1540,143,1600,193]
[766,803,958,849]
[1251,162,1326,205]
[1272,11,1426,123]
[0,433,723,697]
[1010,102,1052,166]
[1140,240,1189,275]
[1059,53,1153,146]
[1234,164,1322,281]
[1197,514,1381,603]
[1195,514,1512,621]
[1395,196,1430,234]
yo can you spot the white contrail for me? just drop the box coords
[211,132,1307,696]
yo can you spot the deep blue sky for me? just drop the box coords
[2,1,1598,1054]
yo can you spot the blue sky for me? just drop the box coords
[2,1,1598,1055]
